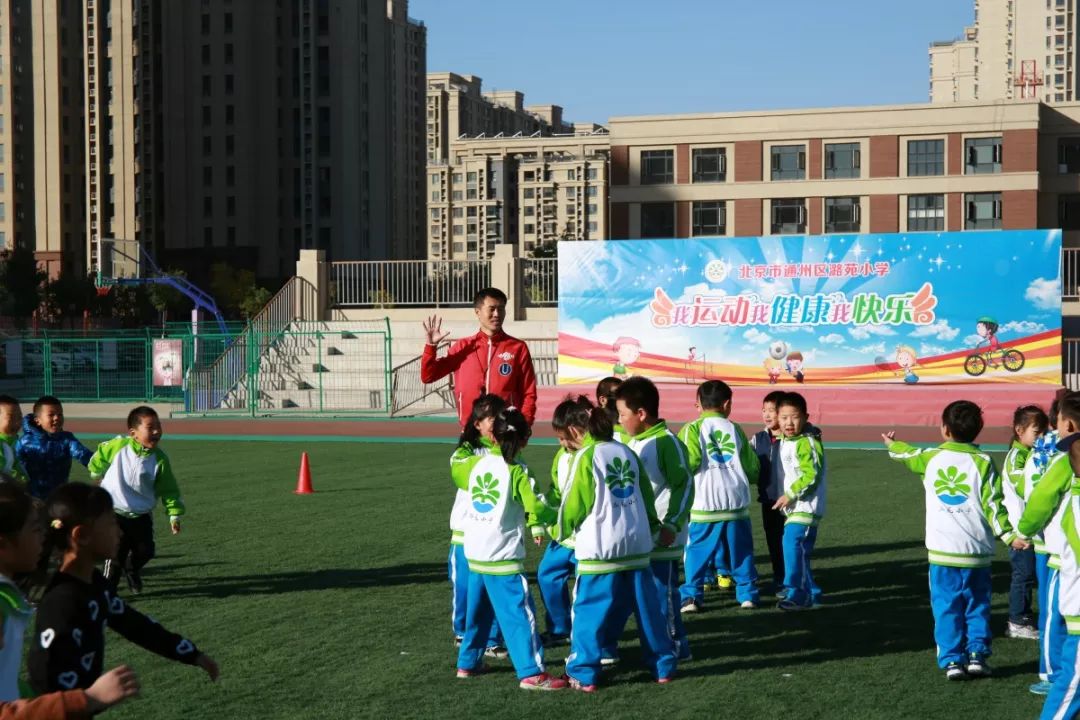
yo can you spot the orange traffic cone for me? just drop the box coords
[294,452,314,495]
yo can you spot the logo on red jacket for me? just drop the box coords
[498,351,514,376]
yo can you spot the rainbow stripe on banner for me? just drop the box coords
[557,231,1062,387]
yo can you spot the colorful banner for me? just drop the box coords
[151,339,182,387]
[558,230,1062,386]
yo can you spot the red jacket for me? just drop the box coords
[420,330,538,427]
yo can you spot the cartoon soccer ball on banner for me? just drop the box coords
[769,341,788,360]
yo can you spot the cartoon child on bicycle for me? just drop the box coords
[974,316,1002,366]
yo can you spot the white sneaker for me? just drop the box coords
[1006,621,1039,640]
[740,600,758,609]
[484,645,508,659]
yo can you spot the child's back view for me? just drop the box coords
[885,399,1022,680]
[678,380,760,611]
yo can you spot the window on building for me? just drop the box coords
[225,43,234,64]
[452,190,463,201]
[224,12,233,33]
[588,203,598,214]
[640,150,674,185]
[587,167,598,180]
[203,166,212,185]
[523,187,534,199]
[201,13,210,33]
[1059,138,1080,173]
[201,45,210,64]
[523,223,535,234]
[692,201,727,236]
[204,227,213,246]
[524,206,534,217]
[226,167,235,186]
[965,192,1002,229]
[1059,194,1080,230]
[692,147,726,183]
[825,197,861,233]
[452,225,463,236]
[965,137,1002,174]
[641,202,675,238]
[203,197,213,215]
[225,135,235,155]
[588,221,598,233]
[452,173,463,183]
[565,204,575,215]
[771,145,806,180]
[567,169,576,180]
[907,194,945,231]
[908,139,944,176]
[771,198,806,234]
[202,136,212,155]
[566,187,576,199]
[824,143,861,179]
[202,75,211,96]
[227,196,236,216]
[202,105,211,126]
[452,207,463,218]
[225,74,234,95]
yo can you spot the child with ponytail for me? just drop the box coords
[0,479,138,717]
[552,398,677,691]
[448,394,507,657]
[28,483,219,695]
[455,408,565,691]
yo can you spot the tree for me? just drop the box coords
[0,246,46,325]
[42,272,97,326]
[209,262,273,319]
[147,268,190,327]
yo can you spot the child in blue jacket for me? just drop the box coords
[15,397,92,500]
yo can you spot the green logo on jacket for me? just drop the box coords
[934,466,971,506]
[471,473,501,513]
[707,430,736,464]
[604,457,637,499]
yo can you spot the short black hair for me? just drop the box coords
[473,288,508,308]
[776,392,807,416]
[1012,405,1049,440]
[697,380,732,410]
[0,395,19,411]
[615,376,660,419]
[942,400,984,443]
[762,390,785,407]
[126,405,159,430]
[1058,391,1080,430]
[32,396,62,415]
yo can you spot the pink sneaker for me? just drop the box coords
[519,673,567,691]
[564,675,597,693]
[657,674,676,685]
[456,665,487,679]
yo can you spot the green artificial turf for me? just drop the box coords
[56,442,1046,719]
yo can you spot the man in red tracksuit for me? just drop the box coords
[420,288,538,427]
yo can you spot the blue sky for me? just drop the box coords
[412,0,975,124]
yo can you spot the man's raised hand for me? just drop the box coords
[423,315,450,346]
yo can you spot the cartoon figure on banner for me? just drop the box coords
[611,336,641,379]
[894,344,920,385]
[786,350,806,384]
[975,316,1001,363]
[763,341,787,384]
[151,339,182,387]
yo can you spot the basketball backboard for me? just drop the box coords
[96,238,142,287]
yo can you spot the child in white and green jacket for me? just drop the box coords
[554,400,676,691]
[448,394,506,655]
[613,377,693,662]
[0,397,26,486]
[885,399,1023,681]
[678,380,760,611]
[773,392,826,611]
[88,406,184,594]
[454,408,565,691]
[1019,391,1080,719]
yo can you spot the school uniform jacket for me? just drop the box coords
[779,434,827,526]
[88,437,184,521]
[889,440,1015,568]
[679,412,759,522]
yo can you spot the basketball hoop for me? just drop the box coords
[95,285,111,298]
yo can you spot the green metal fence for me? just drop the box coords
[0,332,235,402]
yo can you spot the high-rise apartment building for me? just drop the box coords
[427,131,609,260]
[425,72,608,261]
[7,0,425,283]
[930,0,1068,104]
